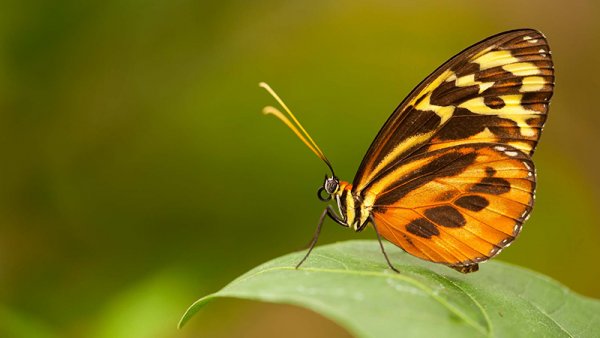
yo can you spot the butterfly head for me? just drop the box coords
[318,175,339,201]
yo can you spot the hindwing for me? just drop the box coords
[369,144,534,268]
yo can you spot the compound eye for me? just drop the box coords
[325,178,339,194]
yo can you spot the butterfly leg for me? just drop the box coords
[296,206,345,269]
[370,216,400,273]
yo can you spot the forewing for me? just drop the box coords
[368,144,534,268]
[353,29,553,192]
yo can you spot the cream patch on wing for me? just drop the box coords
[458,95,538,137]
[454,73,495,94]
[472,50,519,70]
[520,76,546,92]
[503,62,541,76]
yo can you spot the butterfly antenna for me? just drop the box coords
[259,82,335,176]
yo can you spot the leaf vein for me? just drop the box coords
[236,265,488,336]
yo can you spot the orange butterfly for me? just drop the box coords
[260,29,554,273]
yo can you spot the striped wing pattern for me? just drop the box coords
[354,29,553,270]
[371,144,534,269]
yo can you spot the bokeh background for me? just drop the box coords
[1,1,599,337]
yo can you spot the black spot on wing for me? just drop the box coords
[469,177,511,195]
[406,218,440,238]
[484,96,505,109]
[424,205,466,228]
[455,195,489,212]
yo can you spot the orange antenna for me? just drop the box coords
[259,82,334,176]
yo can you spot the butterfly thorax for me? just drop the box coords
[333,181,372,232]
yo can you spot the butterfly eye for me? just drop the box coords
[324,177,339,194]
[317,176,339,201]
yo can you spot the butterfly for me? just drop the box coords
[260,29,554,273]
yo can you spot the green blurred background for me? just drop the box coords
[1,1,599,337]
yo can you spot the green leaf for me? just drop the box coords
[180,240,600,337]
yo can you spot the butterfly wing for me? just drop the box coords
[353,29,553,192]
[353,29,553,271]
[369,144,534,270]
